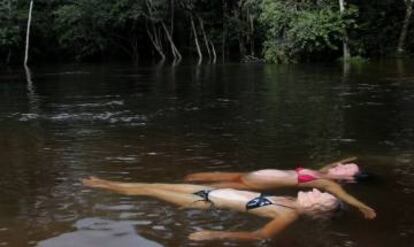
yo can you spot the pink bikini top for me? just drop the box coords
[295,167,319,183]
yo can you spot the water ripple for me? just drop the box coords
[10,111,148,125]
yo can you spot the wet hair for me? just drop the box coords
[331,200,346,218]
[353,171,375,183]
[297,189,339,219]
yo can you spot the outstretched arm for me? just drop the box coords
[189,211,298,241]
[304,179,376,219]
[318,156,358,172]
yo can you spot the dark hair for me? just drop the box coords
[330,200,346,219]
[353,171,375,183]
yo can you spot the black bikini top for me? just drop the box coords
[246,193,273,210]
[246,193,296,211]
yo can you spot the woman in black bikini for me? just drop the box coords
[83,176,340,241]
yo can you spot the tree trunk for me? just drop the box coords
[339,0,350,60]
[146,22,166,61]
[170,0,175,36]
[234,2,246,59]
[249,14,255,56]
[6,51,10,64]
[146,0,163,60]
[198,16,211,60]
[210,40,217,63]
[222,0,227,63]
[7,0,12,15]
[191,15,203,64]
[397,0,414,54]
[131,37,139,63]
[239,33,246,59]
[161,22,182,62]
[6,0,13,63]
[24,63,33,86]
[24,0,33,66]
[145,0,166,62]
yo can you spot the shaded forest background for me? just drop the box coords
[1,0,413,65]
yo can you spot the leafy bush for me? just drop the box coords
[259,0,355,63]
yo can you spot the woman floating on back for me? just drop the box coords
[185,157,376,219]
[83,177,341,241]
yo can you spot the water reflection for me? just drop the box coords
[37,218,162,247]
[0,61,413,246]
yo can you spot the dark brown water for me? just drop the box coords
[0,61,413,247]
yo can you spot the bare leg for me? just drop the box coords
[82,177,214,193]
[82,177,212,209]
[83,177,212,193]
[143,188,212,209]
[209,182,251,190]
[82,177,146,195]
[185,172,244,182]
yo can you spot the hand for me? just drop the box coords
[81,176,108,188]
[188,230,221,241]
[360,206,376,219]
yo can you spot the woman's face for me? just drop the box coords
[327,163,359,178]
[297,189,338,214]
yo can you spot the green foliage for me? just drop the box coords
[53,0,146,60]
[0,0,21,63]
[349,0,405,56]
[53,1,110,59]
[0,24,20,47]
[289,8,345,52]
[0,0,412,64]
[259,0,356,63]
[110,0,144,26]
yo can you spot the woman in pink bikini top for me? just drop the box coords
[185,157,376,219]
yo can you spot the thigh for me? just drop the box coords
[147,183,214,194]
[145,188,212,209]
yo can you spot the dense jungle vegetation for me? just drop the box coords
[1,0,413,65]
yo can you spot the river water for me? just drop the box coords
[0,61,413,247]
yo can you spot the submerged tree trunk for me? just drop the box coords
[210,40,217,63]
[131,37,139,63]
[397,0,414,54]
[249,14,255,56]
[170,0,175,36]
[5,0,12,64]
[222,0,227,63]
[198,16,211,60]
[339,0,350,60]
[239,34,246,59]
[234,3,246,59]
[161,22,182,62]
[145,0,166,62]
[191,15,202,64]
[146,22,166,61]
[24,0,33,66]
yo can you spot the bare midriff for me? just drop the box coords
[208,189,294,218]
[241,169,298,189]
